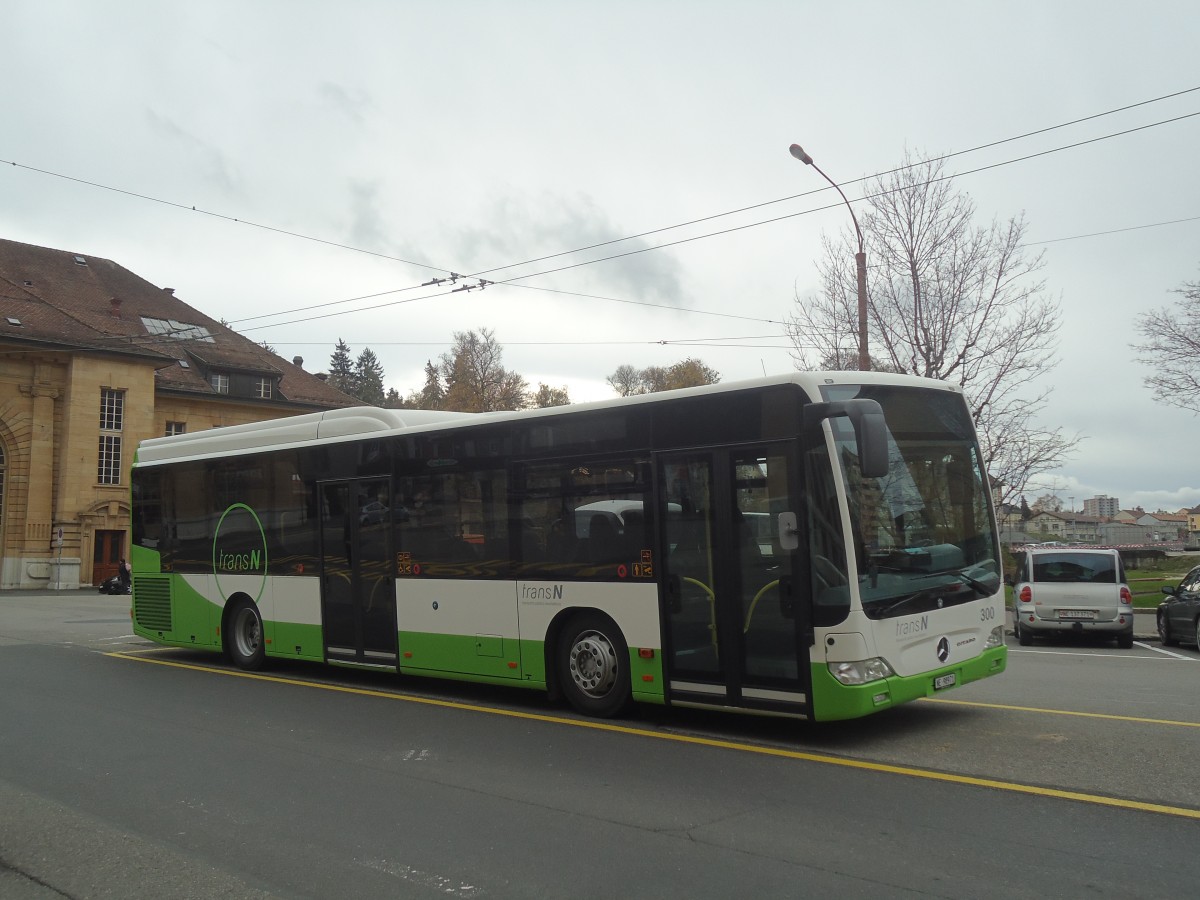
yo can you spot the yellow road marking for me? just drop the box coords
[922,696,1200,728]
[106,650,1200,821]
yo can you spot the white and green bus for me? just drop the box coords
[130,372,1006,721]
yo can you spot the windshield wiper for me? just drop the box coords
[871,573,992,619]
[955,570,993,597]
[871,589,942,618]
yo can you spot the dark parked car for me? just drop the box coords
[1157,564,1200,648]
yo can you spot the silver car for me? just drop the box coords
[1010,548,1134,648]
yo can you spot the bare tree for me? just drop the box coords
[606,358,720,395]
[1031,494,1063,513]
[1131,277,1200,412]
[786,150,1075,505]
[440,327,528,412]
[531,383,571,407]
[607,364,643,397]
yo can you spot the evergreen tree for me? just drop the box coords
[354,348,386,406]
[327,338,356,396]
[405,360,446,409]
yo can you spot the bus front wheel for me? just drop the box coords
[557,613,631,718]
[226,600,266,670]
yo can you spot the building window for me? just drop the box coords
[98,435,122,484]
[100,388,124,431]
[98,389,124,485]
[255,377,273,399]
[210,373,229,394]
[165,421,187,436]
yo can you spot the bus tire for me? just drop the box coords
[226,599,266,670]
[557,612,631,718]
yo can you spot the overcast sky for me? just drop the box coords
[3,1,1198,512]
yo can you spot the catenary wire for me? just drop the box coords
[3,86,1198,329]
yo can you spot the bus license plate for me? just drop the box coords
[934,673,956,691]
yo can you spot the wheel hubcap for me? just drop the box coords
[568,630,618,698]
[235,608,261,657]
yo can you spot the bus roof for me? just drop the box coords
[133,371,961,468]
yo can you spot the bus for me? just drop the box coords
[129,372,1007,721]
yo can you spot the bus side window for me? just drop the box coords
[587,514,623,563]
[516,457,650,578]
[396,467,507,576]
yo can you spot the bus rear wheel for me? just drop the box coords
[226,600,266,670]
[557,613,631,718]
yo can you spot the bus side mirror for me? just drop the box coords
[804,399,888,478]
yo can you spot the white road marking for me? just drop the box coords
[1008,645,1197,660]
[1137,640,1198,660]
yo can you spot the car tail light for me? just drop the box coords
[1120,586,1132,605]
[1018,586,1032,603]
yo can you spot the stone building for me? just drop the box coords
[0,238,356,589]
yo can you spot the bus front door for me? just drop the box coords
[659,447,812,716]
[319,478,398,669]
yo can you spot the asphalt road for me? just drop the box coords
[1,591,1198,899]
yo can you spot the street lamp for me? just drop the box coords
[789,143,869,370]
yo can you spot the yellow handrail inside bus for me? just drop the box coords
[681,576,718,656]
[743,579,780,632]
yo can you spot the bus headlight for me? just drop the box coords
[985,625,1004,649]
[828,658,894,686]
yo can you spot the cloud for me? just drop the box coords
[317,82,372,126]
[144,109,240,195]
[449,191,685,305]
[345,179,389,252]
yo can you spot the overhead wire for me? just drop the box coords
[3,86,1199,344]
[236,107,1200,333]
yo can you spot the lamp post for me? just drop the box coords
[789,143,869,370]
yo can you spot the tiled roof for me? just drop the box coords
[0,238,356,409]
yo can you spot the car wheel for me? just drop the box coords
[1116,632,1133,650]
[1195,617,1200,650]
[1016,620,1032,646]
[1158,610,1177,647]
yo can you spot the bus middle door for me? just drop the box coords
[319,477,398,669]
[659,447,812,716]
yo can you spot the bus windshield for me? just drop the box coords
[818,384,1001,621]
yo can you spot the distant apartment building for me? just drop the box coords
[1083,495,1120,518]
[0,238,357,589]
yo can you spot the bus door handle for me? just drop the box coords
[665,574,682,613]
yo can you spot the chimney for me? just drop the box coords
[109,297,122,318]
[292,356,304,369]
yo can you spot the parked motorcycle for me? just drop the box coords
[98,574,131,595]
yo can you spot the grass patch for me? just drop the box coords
[1125,557,1191,608]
